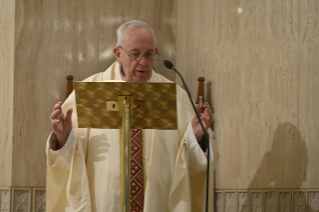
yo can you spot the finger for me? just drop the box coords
[65,108,73,123]
[201,116,210,130]
[51,119,61,131]
[203,102,211,110]
[51,109,61,120]
[203,107,213,122]
[192,117,199,125]
[202,103,214,120]
[204,109,214,123]
[53,102,62,111]
[53,103,59,111]
[195,104,201,116]
[57,109,65,121]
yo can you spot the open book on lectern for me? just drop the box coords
[73,81,177,130]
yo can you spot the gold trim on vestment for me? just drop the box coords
[119,128,146,211]
[142,129,147,195]
[85,128,91,163]
[118,129,123,209]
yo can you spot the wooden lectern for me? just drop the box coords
[74,81,177,212]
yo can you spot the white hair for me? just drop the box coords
[116,20,157,46]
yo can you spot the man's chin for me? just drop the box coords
[130,74,151,82]
[134,77,150,82]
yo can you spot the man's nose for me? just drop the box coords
[138,55,148,66]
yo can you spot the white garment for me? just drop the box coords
[46,62,218,212]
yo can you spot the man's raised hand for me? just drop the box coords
[50,101,73,148]
[191,102,214,142]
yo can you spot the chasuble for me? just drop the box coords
[46,62,219,212]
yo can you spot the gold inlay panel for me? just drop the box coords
[74,82,177,129]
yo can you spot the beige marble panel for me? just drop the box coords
[98,0,125,72]
[176,1,220,211]
[178,0,302,190]
[198,0,256,189]
[210,0,256,190]
[124,0,177,81]
[176,0,216,99]
[12,0,100,186]
[211,0,301,189]
[0,0,14,186]
[298,0,319,188]
[247,0,300,189]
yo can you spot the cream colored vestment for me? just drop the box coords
[46,62,219,212]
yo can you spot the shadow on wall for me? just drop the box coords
[249,122,309,189]
[217,123,312,212]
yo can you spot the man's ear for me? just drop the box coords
[113,47,122,64]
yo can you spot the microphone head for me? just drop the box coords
[164,60,174,69]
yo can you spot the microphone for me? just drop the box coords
[163,60,211,212]
[163,60,174,69]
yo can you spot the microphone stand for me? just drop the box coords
[164,60,211,212]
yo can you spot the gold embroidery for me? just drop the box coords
[119,129,123,207]
[142,129,147,194]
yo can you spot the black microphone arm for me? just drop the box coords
[163,60,211,212]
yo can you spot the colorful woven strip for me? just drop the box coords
[130,129,144,212]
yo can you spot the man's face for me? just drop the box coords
[113,27,158,82]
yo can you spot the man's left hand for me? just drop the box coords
[192,102,214,142]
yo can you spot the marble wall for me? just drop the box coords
[0,0,14,187]
[176,0,319,190]
[298,0,319,189]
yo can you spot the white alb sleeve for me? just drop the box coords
[47,127,77,171]
[185,122,214,175]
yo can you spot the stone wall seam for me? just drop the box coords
[225,191,236,212]
[0,188,11,212]
[307,190,319,212]
[32,188,45,212]
[264,190,277,212]
[293,190,306,212]
[278,190,291,212]
[237,190,249,212]
[216,190,319,212]
[251,190,263,212]
[216,190,224,212]
[12,188,31,212]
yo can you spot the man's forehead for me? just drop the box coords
[128,48,155,52]
[122,27,156,48]
[124,26,151,36]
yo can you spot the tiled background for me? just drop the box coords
[215,190,319,212]
[0,188,45,212]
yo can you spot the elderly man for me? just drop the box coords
[47,20,218,212]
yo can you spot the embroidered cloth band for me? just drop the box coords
[130,129,144,212]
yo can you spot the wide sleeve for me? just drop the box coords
[47,127,78,170]
[46,91,92,212]
[185,122,219,175]
[168,133,192,212]
[46,126,92,212]
[169,85,219,212]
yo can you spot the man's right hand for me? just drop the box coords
[50,101,73,149]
